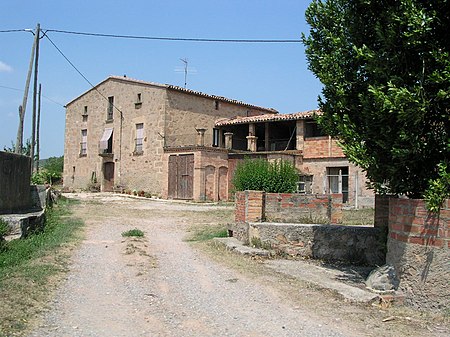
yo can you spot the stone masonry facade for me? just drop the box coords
[63,76,275,195]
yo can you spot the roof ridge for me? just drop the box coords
[66,76,277,112]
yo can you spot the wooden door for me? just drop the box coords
[103,162,115,192]
[168,155,177,199]
[177,154,194,199]
[168,154,194,199]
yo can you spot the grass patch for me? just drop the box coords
[122,228,144,237]
[185,224,229,242]
[342,208,374,226]
[0,197,84,336]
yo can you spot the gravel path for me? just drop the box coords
[29,194,356,337]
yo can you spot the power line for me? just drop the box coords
[44,34,123,114]
[0,84,65,107]
[45,29,301,43]
[0,29,28,33]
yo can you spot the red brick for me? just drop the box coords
[424,237,443,247]
[408,236,425,245]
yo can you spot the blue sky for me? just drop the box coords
[0,0,322,158]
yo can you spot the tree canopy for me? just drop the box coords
[303,0,450,199]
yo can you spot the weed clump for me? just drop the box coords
[122,228,144,237]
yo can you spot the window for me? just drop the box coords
[99,128,113,154]
[214,100,220,110]
[80,129,87,156]
[212,128,220,147]
[327,167,349,203]
[82,106,88,121]
[297,175,313,194]
[305,121,325,138]
[135,123,144,153]
[135,93,143,109]
[107,96,114,120]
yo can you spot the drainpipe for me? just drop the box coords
[119,110,123,186]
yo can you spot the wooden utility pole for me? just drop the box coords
[30,23,40,171]
[16,24,39,154]
[15,105,24,153]
[36,83,41,173]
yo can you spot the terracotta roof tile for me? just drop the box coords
[215,109,321,126]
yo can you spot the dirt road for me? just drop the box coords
[28,193,445,337]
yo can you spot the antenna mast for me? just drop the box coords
[180,58,188,88]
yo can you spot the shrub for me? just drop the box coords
[31,170,62,185]
[233,159,299,193]
[122,228,144,237]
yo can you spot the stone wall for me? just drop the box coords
[0,151,31,214]
[247,222,384,266]
[230,190,384,265]
[385,198,449,311]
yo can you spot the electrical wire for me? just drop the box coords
[45,29,301,43]
[0,29,28,33]
[0,84,65,107]
[44,34,123,114]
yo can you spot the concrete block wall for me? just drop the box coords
[0,152,31,214]
[385,198,449,311]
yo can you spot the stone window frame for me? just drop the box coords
[80,129,87,157]
[133,123,144,155]
[107,96,114,121]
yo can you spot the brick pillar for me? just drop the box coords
[235,190,265,223]
[296,120,305,152]
[224,132,233,150]
[374,194,394,229]
[196,128,206,146]
[245,190,265,222]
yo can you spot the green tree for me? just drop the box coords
[303,0,450,201]
[43,156,64,175]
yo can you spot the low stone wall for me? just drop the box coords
[247,222,384,266]
[385,198,449,311]
[235,190,343,224]
[231,190,381,265]
[0,151,31,214]
[1,186,54,240]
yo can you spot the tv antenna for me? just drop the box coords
[175,58,196,88]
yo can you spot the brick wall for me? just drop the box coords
[234,191,343,225]
[303,137,345,159]
[388,198,449,248]
[386,198,449,311]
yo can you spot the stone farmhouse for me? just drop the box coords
[63,76,374,207]
[63,76,276,196]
